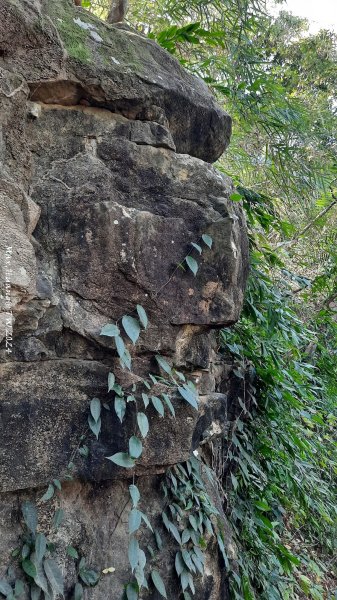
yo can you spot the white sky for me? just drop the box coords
[270,0,337,32]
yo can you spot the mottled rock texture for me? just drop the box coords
[0,0,248,598]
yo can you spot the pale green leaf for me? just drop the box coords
[151,570,167,598]
[108,372,115,392]
[129,436,143,459]
[35,533,47,563]
[41,484,55,502]
[21,501,38,534]
[88,415,101,439]
[114,397,126,423]
[151,396,164,416]
[185,255,198,276]
[122,315,141,344]
[178,386,198,409]
[129,508,142,534]
[106,452,135,468]
[201,233,213,248]
[155,355,172,374]
[136,305,148,328]
[129,484,140,508]
[100,323,120,337]
[128,538,139,573]
[43,559,64,597]
[137,413,149,438]
[90,398,101,422]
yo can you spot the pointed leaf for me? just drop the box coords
[108,372,115,392]
[115,335,126,358]
[162,394,175,417]
[178,386,198,409]
[22,559,37,579]
[129,436,143,459]
[90,398,101,422]
[151,570,167,599]
[142,393,149,408]
[43,559,64,597]
[88,415,101,439]
[31,552,49,594]
[73,583,83,600]
[67,546,79,559]
[53,508,65,530]
[185,255,198,276]
[126,583,138,600]
[106,452,135,468]
[122,316,141,344]
[191,242,202,254]
[22,501,38,534]
[128,537,139,573]
[155,355,172,374]
[136,305,148,329]
[140,511,153,532]
[114,397,126,423]
[129,484,140,508]
[100,324,120,337]
[151,396,164,417]
[41,484,55,502]
[35,534,47,563]
[201,234,213,248]
[129,508,142,534]
[137,413,149,438]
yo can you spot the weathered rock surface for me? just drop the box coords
[0,0,248,598]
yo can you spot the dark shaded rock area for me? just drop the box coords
[0,0,248,598]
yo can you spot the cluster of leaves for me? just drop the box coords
[220,256,337,599]
[0,502,64,600]
[161,457,228,598]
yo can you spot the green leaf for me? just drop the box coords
[0,580,12,597]
[35,534,47,563]
[229,192,243,202]
[155,355,172,374]
[162,394,175,417]
[52,508,65,530]
[43,559,64,597]
[137,413,149,438]
[78,445,89,458]
[114,397,126,423]
[136,305,148,328]
[127,485,140,511]
[151,570,167,598]
[90,398,101,422]
[79,569,99,587]
[129,436,143,459]
[191,242,202,254]
[88,415,101,439]
[115,335,126,358]
[22,560,37,579]
[21,501,38,534]
[41,484,55,502]
[126,583,138,600]
[129,508,142,534]
[151,395,164,416]
[100,323,120,337]
[140,511,153,532]
[53,479,62,491]
[31,552,49,594]
[106,452,135,468]
[178,386,198,409]
[73,582,83,600]
[185,255,198,276]
[142,393,149,408]
[128,537,139,573]
[201,234,213,248]
[108,372,115,392]
[122,315,141,344]
[175,552,185,576]
[67,546,79,560]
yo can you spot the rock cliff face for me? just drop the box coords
[0,1,249,598]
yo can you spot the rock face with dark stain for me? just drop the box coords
[0,1,248,598]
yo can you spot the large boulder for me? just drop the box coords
[0,1,248,598]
